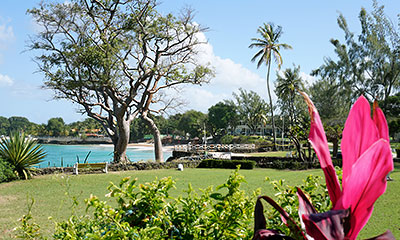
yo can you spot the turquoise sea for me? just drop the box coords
[38,144,172,168]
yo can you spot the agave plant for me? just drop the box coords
[0,133,46,179]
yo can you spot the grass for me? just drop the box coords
[246,151,289,157]
[0,164,399,239]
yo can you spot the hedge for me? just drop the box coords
[197,159,255,169]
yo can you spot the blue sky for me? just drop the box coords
[0,0,398,124]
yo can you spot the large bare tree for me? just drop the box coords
[28,0,212,163]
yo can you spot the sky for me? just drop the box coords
[0,0,399,124]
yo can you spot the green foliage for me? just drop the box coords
[220,134,234,144]
[14,168,343,239]
[178,110,207,138]
[0,133,46,179]
[15,198,43,239]
[275,65,306,129]
[0,116,10,136]
[18,169,256,239]
[309,79,350,121]
[263,175,332,236]
[388,119,400,139]
[46,118,67,137]
[0,158,17,183]
[28,0,213,163]
[207,102,239,137]
[313,1,400,107]
[130,115,168,141]
[231,88,269,134]
[384,92,400,118]
[8,117,33,135]
[198,159,255,169]
[220,135,272,145]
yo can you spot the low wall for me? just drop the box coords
[32,160,202,176]
[108,161,201,171]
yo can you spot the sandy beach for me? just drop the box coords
[127,142,175,150]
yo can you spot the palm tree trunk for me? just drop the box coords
[266,59,277,151]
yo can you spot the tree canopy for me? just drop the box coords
[312,0,400,110]
[207,102,239,138]
[231,88,269,134]
[28,0,213,163]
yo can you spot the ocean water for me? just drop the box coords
[38,144,172,168]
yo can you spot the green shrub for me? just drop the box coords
[15,169,336,239]
[0,158,17,183]
[17,168,257,239]
[263,174,332,237]
[220,134,234,144]
[198,159,255,169]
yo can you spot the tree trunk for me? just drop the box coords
[113,117,130,164]
[332,138,338,158]
[266,60,277,150]
[142,113,164,162]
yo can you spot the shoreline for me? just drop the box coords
[40,142,175,151]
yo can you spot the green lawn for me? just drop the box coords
[0,164,399,239]
[246,151,289,157]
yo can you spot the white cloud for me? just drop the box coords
[300,72,316,86]
[0,74,13,86]
[180,86,229,112]
[0,22,15,47]
[187,32,269,112]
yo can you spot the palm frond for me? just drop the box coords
[279,43,293,50]
[272,49,283,68]
[251,49,265,63]
[250,22,291,70]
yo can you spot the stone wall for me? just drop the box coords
[32,167,74,176]
[31,160,202,176]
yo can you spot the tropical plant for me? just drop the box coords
[0,133,46,179]
[275,65,305,128]
[249,22,292,150]
[253,93,394,239]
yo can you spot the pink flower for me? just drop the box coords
[253,94,395,240]
[302,93,394,240]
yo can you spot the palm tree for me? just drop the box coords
[249,23,292,150]
[275,65,304,128]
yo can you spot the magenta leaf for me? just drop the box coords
[364,230,396,240]
[373,101,389,141]
[300,91,341,205]
[254,196,307,240]
[341,96,380,191]
[296,187,317,231]
[335,139,393,239]
[253,229,295,240]
[302,208,351,240]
